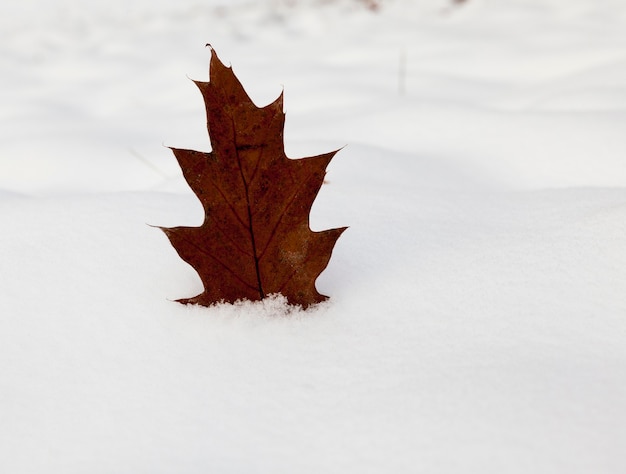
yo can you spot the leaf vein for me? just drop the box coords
[257,171,315,261]
[206,177,248,230]
[175,230,258,292]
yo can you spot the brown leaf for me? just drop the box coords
[160,48,347,308]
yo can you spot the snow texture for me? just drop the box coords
[1,0,626,472]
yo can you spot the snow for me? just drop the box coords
[2,0,626,472]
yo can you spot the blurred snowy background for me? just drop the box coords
[1,1,626,472]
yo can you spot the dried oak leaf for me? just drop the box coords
[160,49,347,308]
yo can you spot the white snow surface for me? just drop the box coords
[2,0,626,472]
